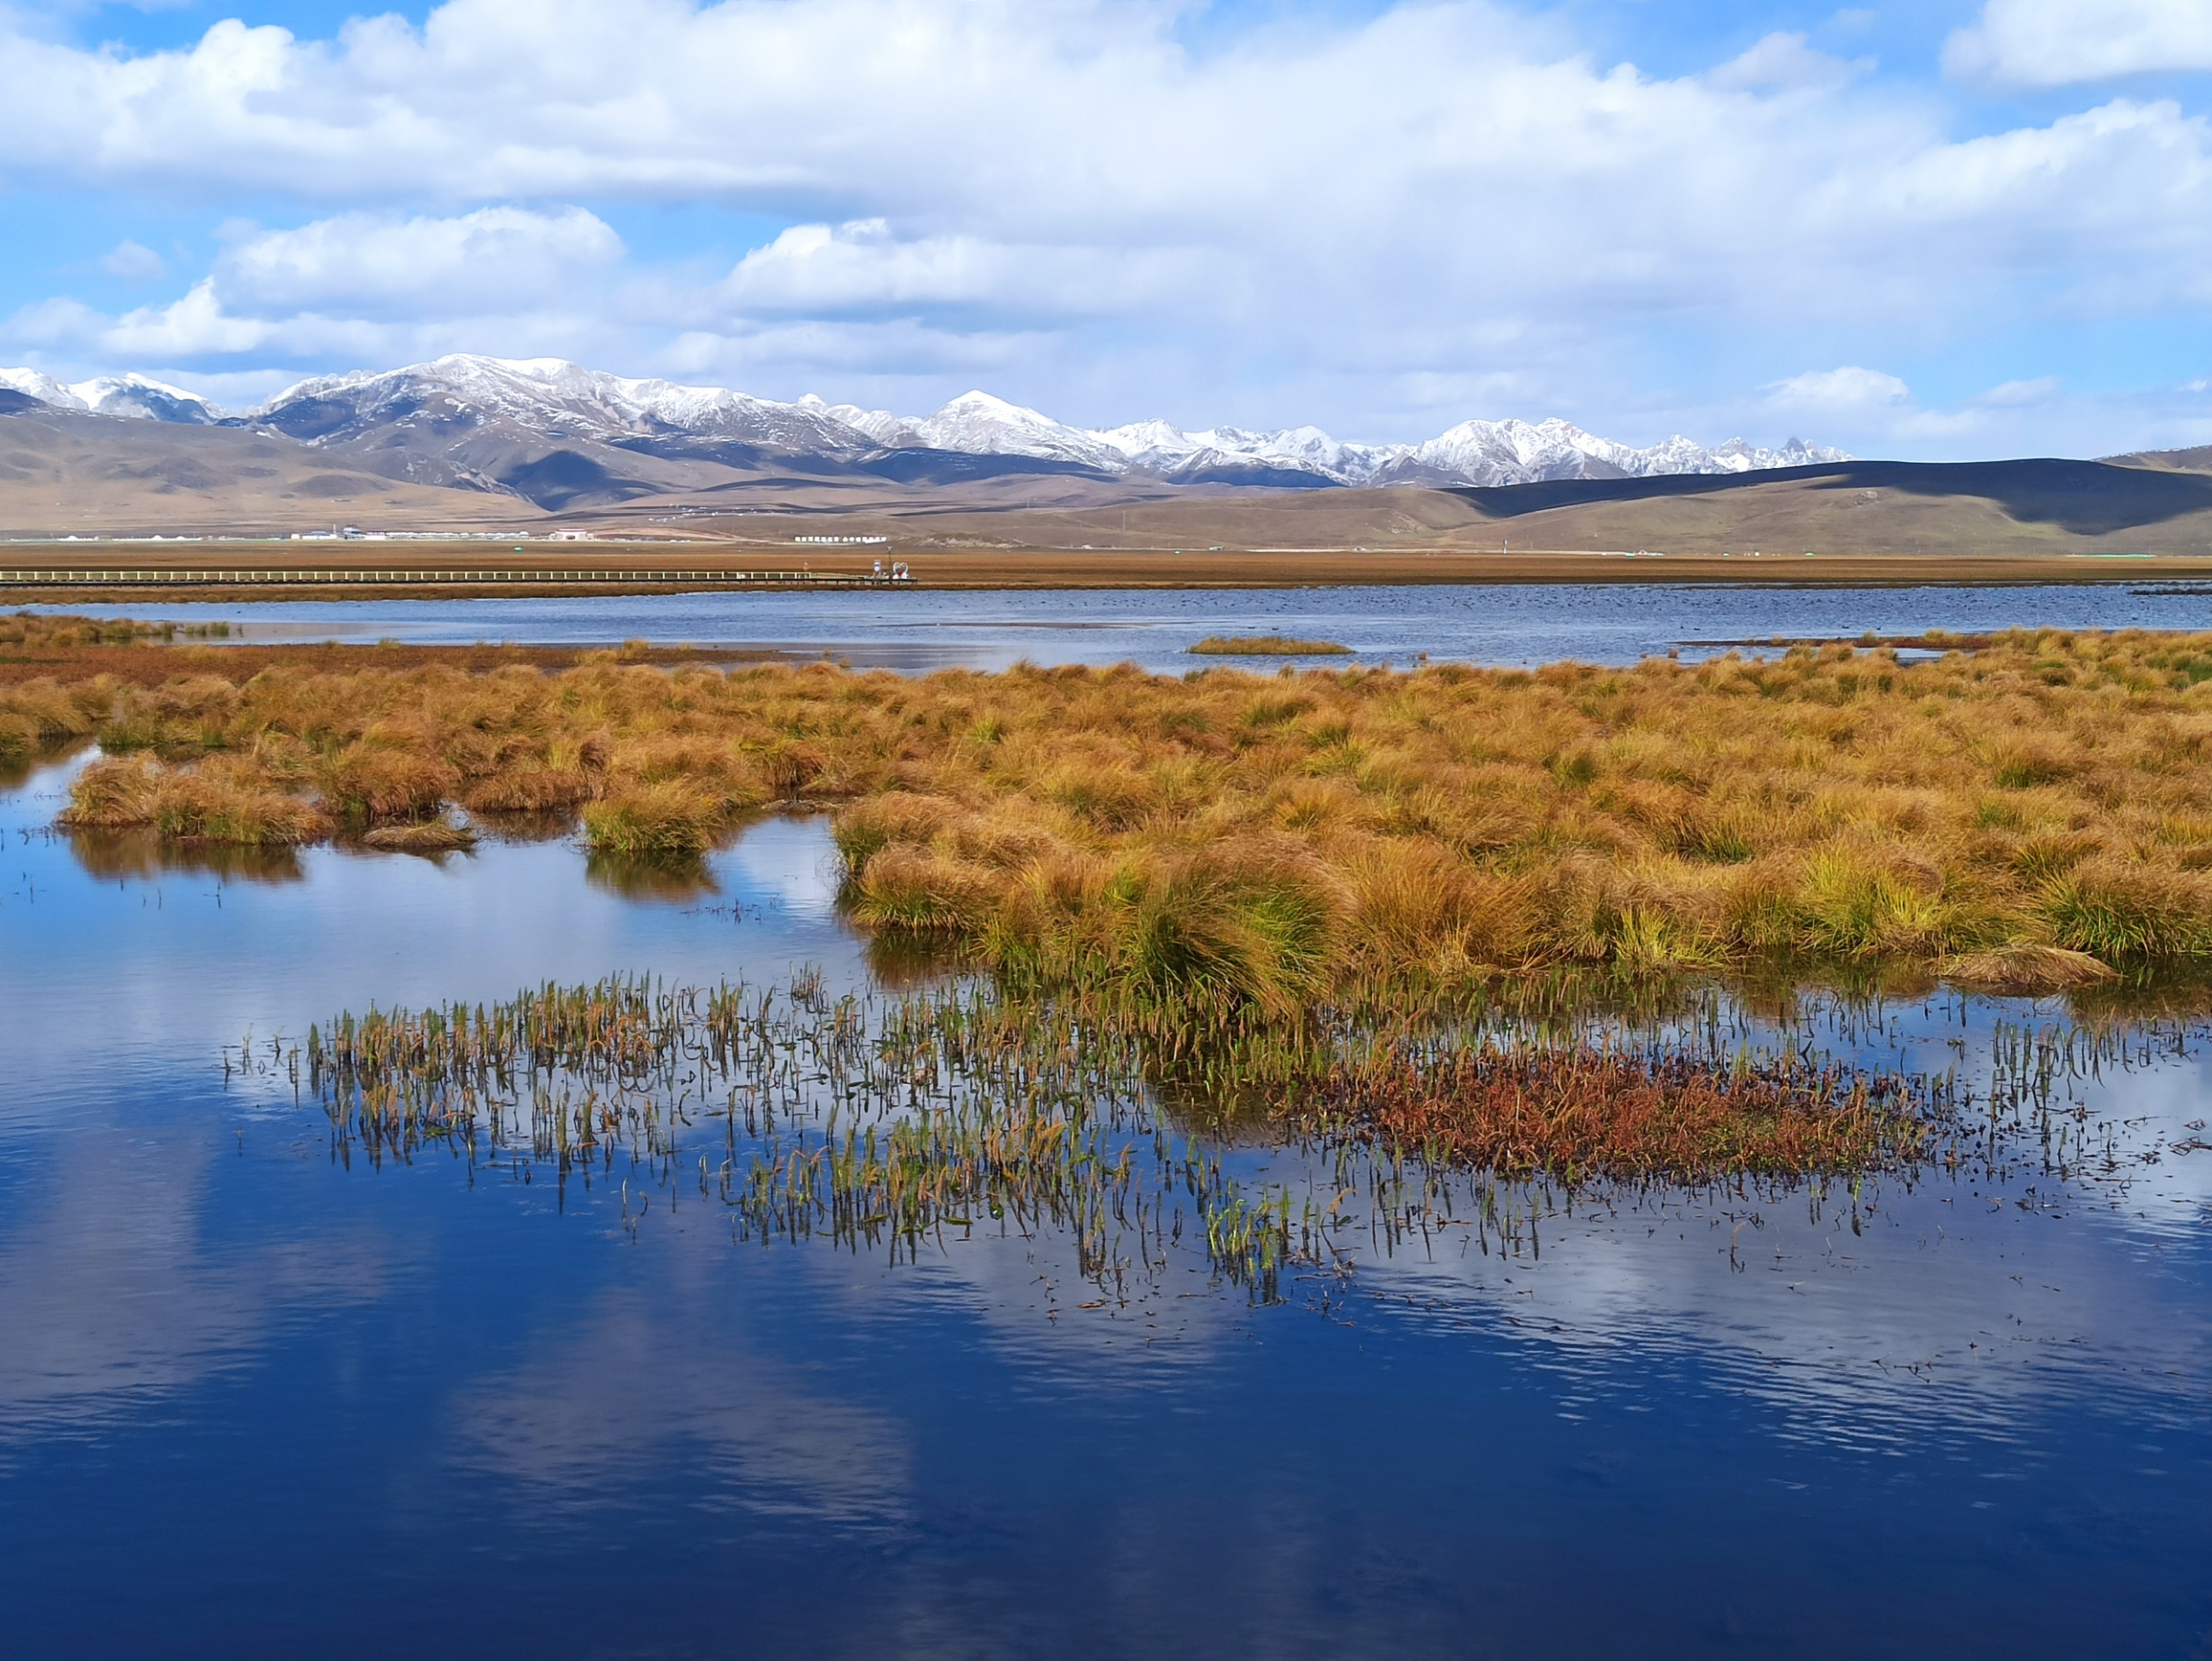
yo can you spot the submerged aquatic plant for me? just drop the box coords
[299,972,1309,1298]
[1307,1038,1926,1184]
[263,969,1975,1304]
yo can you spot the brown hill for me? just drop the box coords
[0,402,519,537]
[10,393,2212,565]
[551,457,2212,559]
[2105,444,2212,475]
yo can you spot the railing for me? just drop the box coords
[0,568,915,588]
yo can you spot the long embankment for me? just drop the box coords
[4,540,2212,598]
[11,612,2212,1010]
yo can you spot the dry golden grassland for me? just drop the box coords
[12,618,2212,1013]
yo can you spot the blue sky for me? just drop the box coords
[4,0,2212,457]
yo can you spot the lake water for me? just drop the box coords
[46,577,2212,670]
[3,734,2210,1659]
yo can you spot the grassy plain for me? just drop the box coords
[11,612,2212,1016]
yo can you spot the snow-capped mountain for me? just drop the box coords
[0,368,220,424]
[1091,418,1395,484]
[1402,418,1840,487]
[1,354,1847,489]
[812,384,1844,485]
[255,355,865,453]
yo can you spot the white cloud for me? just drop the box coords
[1976,375,2063,406]
[1758,365,1999,449]
[715,218,1199,318]
[0,2,2206,330]
[1947,0,2212,87]
[1707,33,1862,93]
[1765,365,1913,408]
[103,277,269,357]
[99,239,167,282]
[216,206,622,316]
[3,296,102,345]
[4,0,2212,450]
[6,206,633,370]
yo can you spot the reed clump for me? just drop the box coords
[20,627,2212,1003]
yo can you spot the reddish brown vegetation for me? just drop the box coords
[1318,1044,1921,1181]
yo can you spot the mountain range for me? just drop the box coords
[5,354,2210,561]
[2,354,1846,509]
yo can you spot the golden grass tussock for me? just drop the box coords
[327,743,462,825]
[581,779,727,856]
[20,624,2212,1007]
[1939,943,2117,995]
[59,753,331,845]
[463,765,595,813]
[0,677,105,763]
[1189,634,1352,655]
[361,817,479,854]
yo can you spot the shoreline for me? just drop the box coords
[3,542,2211,599]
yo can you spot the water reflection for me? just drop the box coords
[66,825,308,885]
[584,846,719,903]
[458,1287,917,1529]
[2,748,2210,1655]
[0,1114,384,1448]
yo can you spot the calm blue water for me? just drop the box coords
[44,579,2212,670]
[3,742,2210,1659]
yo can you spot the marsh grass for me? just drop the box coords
[58,753,330,844]
[21,624,2212,1008]
[1189,634,1353,655]
[582,779,729,855]
[0,611,227,650]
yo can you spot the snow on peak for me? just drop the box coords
[256,354,873,451]
[75,374,223,424]
[1405,416,1845,485]
[0,367,76,408]
[1,367,221,422]
[7,353,1849,488]
[906,391,1123,471]
[819,402,918,447]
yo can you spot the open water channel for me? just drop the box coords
[4,585,2211,1656]
[48,574,2212,670]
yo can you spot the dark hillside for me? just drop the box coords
[1450,458,2212,536]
